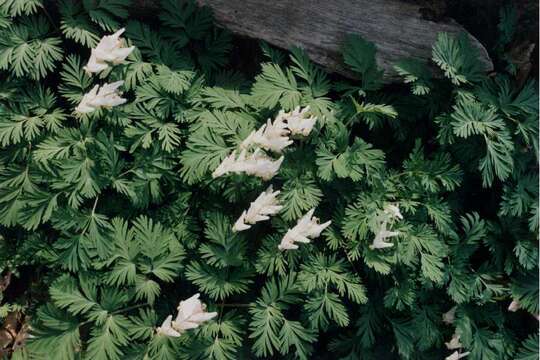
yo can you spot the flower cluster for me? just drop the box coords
[212,148,284,180]
[241,106,317,154]
[444,331,470,360]
[83,28,134,75]
[76,29,133,114]
[282,106,317,136]
[233,186,283,231]
[156,293,217,337]
[370,203,403,249]
[241,114,292,153]
[278,208,331,251]
[75,81,126,113]
[219,107,329,250]
[442,307,469,360]
[214,106,317,180]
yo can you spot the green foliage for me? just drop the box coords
[316,122,385,182]
[515,333,539,360]
[450,99,514,186]
[394,58,433,95]
[432,32,485,85]
[0,2,537,360]
[249,275,315,359]
[342,34,384,92]
[0,16,63,79]
[0,0,43,16]
[251,63,302,110]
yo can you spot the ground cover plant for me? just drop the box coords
[0,0,538,359]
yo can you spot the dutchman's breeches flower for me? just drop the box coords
[233,185,283,232]
[281,106,317,136]
[212,149,283,180]
[241,116,292,153]
[157,293,217,337]
[75,81,127,114]
[279,208,331,250]
[369,203,403,250]
[83,28,135,75]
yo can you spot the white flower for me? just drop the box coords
[508,300,520,312]
[83,28,135,75]
[384,203,403,220]
[369,203,402,250]
[445,351,470,360]
[155,294,217,338]
[233,185,283,232]
[84,54,108,74]
[241,115,292,153]
[278,208,331,251]
[156,315,181,337]
[171,293,218,333]
[370,220,399,249]
[442,306,457,324]
[75,81,127,114]
[507,299,540,320]
[282,106,317,136]
[242,149,284,180]
[212,151,240,178]
[212,149,283,180]
[445,333,462,350]
[233,212,251,232]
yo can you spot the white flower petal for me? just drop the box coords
[384,203,403,220]
[233,186,282,232]
[508,300,520,312]
[75,81,126,114]
[370,205,403,250]
[212,149,283,180]
[445,333,462,350]
[83,28,135,75]
[233,212,251,232]
[283,106,317,136]
[442,306,456,324]
[170,294,216,334]
[241,115,291,153]
[156,315,181,337]
[279,208,331,251]
[445,351,470,360]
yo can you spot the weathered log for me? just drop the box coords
[137,0,494,81]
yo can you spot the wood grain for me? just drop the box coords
[136,0,494,81]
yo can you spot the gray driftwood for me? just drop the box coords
[138,0,494,81]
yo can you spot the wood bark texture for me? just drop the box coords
[138,0,494,81]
